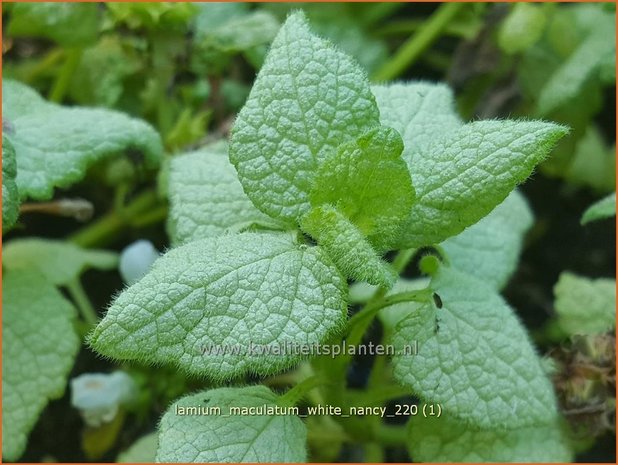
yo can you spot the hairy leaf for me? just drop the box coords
[167,143,277,245]
[2,80,163,200]
[310,127,414,251]
[90,232,347,380]
[312,18,387,73]
[301,205,397,288]
[157,386,306,462]
[2,134,19,231]
[3,238,118,286]
[554,272,616,335]
[117,432,158,463]
[371,82,462,159]
[394,120,567,247]
[581,192,616,225]
[408,415,572,462]
[264,4,390,72]
[441,190,534,289]
[391,266,558,428]
[230,12,379,223]
[2,270,79,461]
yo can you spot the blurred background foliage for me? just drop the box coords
[2,2,615,462]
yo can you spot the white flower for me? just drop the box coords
[70,371,136,427]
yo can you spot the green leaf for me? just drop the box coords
[166,142,277,246]
[567,125,616,193]
[408,415,572,462]
[498,3,546,55]
[2,134,19,231]
[117,432,158,463]
[229,12,380,224]
[441,190,534,290]
[197,11,279,53]
[107,3,197,31]
[538,14,615,115]
[2,270,80,461]
[309,127,414,251]
[554,272,616,335]
[156,386,306,462]
[391,266,558,428]
[89,232,347,380]
[3,80,163,201]
[8,2,99,46]
[371,82,462,159]
[69,36,142,107]
[394,120,568,248]
[3,238,118,286]
[301,205,397,288]
[581,192,616,225]
[193,2,248,36]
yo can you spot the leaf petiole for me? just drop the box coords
[277,376,326,408]
[66,278,98,326]
[345,288,432,339]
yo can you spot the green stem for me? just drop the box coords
[320,249,420,410]
[67,278,97,325]
[69,190,159,247]
[24,48,64,83]
[49,48,82,103]
[130,205,169,228]
[345,289,432,343]
[114,183,129,212]
[372,3,464,81]
[391,248,417,274]
[278,376,325,408]
[367,352,387,390]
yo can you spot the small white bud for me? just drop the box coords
[119,240,160,284]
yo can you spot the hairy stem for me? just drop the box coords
[372,2,464,81]
[278,376,325,408]
[345,288,432,344]
[318,249,420,410]
[391,247,417,274]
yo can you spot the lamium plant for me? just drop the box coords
[3,6,614,464]
[87,12,571,462]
